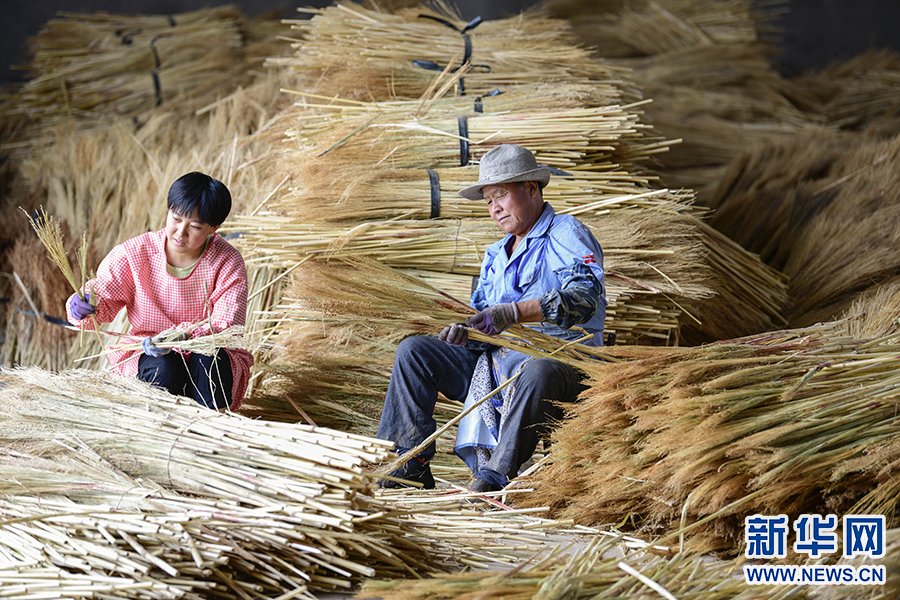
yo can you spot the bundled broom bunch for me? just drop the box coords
[708,127,900,327]
[520,316,900,554]
[5,8,247,137]
[794,49,900,131]
[0,367,584,597]
[544,0,824,199]
[268,0,635,102]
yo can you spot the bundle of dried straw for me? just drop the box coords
[521,317,900,554]
[543,0,825,203]
[8,8,246,134]
[269,1,634,102]
[708,127,900,328]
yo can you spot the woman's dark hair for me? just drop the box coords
[166,172,232,227]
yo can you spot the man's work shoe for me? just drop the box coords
[380,457,435,489]
[468,477,501,493]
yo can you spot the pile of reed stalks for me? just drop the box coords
[708,127,900,328]
[269,0,635,103]
[0,366,588,596]
[520,318,900,554]
[678,220,789,345]
[277,97,661,172]
[544,0,771,58]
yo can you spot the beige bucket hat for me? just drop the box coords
[458,144,551,200]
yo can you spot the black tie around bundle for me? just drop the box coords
[412,14,490,96]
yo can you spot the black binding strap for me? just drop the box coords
[457,116,469,166]
[118,28,141,45]
[427,169,441,218]
[474,88,501,113]
[149,37,162,68]
[151,71,163,106]
[413,14,487,96]
[546,166,574,178]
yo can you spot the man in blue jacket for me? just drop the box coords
[377,144,607,492]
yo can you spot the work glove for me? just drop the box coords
[438,323,468,346]
[68,293,95,321]
[465,302,519,336]
[141,332,187,358]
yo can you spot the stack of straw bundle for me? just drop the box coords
[678,221,789,344]
[544,0,824,200]
[794,49,900,131]
[7,8,246,136]
[233,210,715,318]
[544,0,767,58]
[708,127,900,328]
[0,366,584,596]
[269,1,635,103]
[278,98,661,172]
[519,318,900,554]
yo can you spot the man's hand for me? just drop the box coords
[465,302,519,336]
[68,293,95,321]
[438,323,469,346]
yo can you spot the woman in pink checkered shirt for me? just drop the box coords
[66,172,253,411]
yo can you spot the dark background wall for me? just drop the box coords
[3,0,900,84]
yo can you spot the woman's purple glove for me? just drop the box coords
[465,302,520,336]
[438,323,469,346]
[68,293,95,321]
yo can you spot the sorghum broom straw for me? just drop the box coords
[521,322,900,553]
[285,257,621,365]
[9,7,247,133]
[358,533,810,600]
[278,101,653,172]
[229,212,712,299]
[23,207,105,353]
